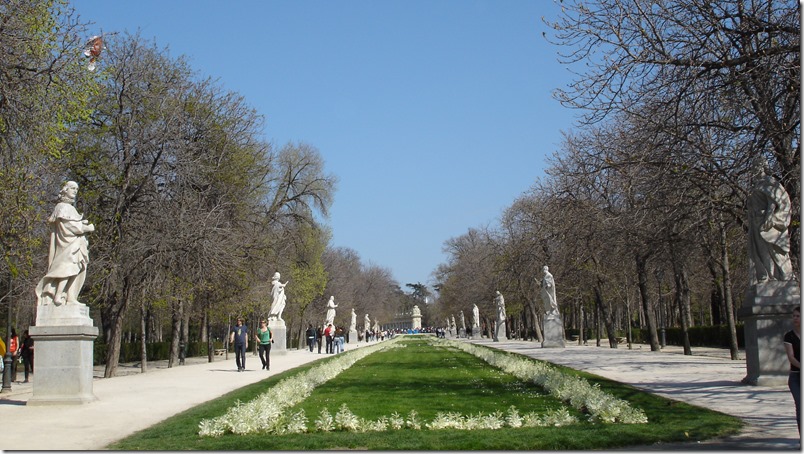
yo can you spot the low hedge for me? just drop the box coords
[565,325,744,349]
[93,340,225,366]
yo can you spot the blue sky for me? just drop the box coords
[70,0,577,289]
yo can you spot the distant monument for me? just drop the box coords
[411,305,422,330]
[739,157,800,385]
[540,266,565,348]
[29,181,99,405]
[494,291,507,341]
[459,311,466,337]
[267,272,289,354]
[471,303,481,339]
[348,308,358,343]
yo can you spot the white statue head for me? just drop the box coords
[59,181,79,203]
[272,272,281,281]
[543,265,549,274]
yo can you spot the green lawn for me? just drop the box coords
[109,337,743,450]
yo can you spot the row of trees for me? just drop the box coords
[1,0,422,377]
[431,0,800,359]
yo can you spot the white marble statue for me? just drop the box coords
[495,291,506,322]
[412,305,421,317]
[325,295,338,325]
[35,181,95,307]
[350,308,357,332]
[747,157,794,284]
[268,272,289,321]
[472,304,480,328]
[540,266,559,316]
[364,313,371,333]
[459,311,466,330]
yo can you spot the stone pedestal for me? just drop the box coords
[348,329,358,343]
[35,303,92,326]
[28,324,98,405]
[738,281,799,386]
[412,315,422,330]
[494,321,508,342]
[542,314,566,348]
[267,320,287,355]
[471,326,481,339]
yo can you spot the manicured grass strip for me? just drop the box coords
[290,339,576,425]
[109,336,743,450]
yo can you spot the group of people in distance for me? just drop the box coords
[304,323,346,354]
[0,329,34,383]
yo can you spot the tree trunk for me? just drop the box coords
[636,254,660,351]
[103,283,133,378]
[139,302,148,373]
[181,302,190,362]
[168,299,183,368]
[200,310,208,343]
[529,300,543,342]
[207,305,214,363]
[594,284,618,348]
[672,261,693,355]
[104,312,124,378]
[595,303,601,347]
[719,220,739,360]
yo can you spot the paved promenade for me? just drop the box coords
[0,337,801,451]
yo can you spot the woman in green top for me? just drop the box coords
[255,320,273,370]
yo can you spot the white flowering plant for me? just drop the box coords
[199,335,645,438]
[442,339,648,424]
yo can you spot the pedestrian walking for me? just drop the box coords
[254,319,272,370]
[229,318,248,371]
[324,323,334,354]
[9,328,18,381]
[20,330,34,383]
[306,324,316,352]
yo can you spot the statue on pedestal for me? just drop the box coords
[350,308,357,332]
[472,304,480,328]
[541,266,559,316]
[29,180,100,405]
[494,291,507,341]
[325,296,338,325]
[495,291,506,322]
[35,181,95,308]
[268,272,288,321]
[747,157,794,284]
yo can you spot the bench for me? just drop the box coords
[570,335,579,341]
[617,337,627,344]
[214,349,226,356]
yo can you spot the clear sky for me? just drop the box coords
[70,0,577,289]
